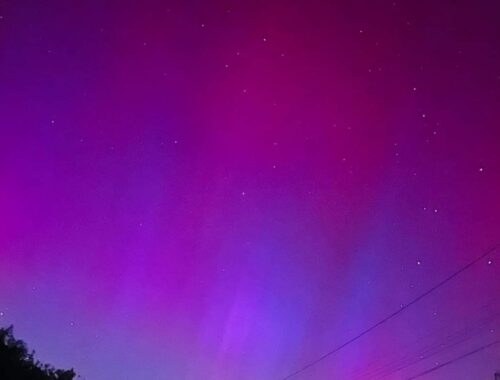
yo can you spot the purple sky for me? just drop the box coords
[1,1,499,379]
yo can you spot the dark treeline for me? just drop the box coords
[0,326,76,380]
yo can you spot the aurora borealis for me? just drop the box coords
[1,1,499,379]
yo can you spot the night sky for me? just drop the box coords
[1,1,499,379]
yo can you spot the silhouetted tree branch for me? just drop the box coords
[0,326,76,380]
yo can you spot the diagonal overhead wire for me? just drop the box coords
[349,299,499,380]
[361,308,500,380]
[279,243,499,380]
[406,340,500,379]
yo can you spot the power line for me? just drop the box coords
[406,340,500,379]
[279,244,498,380]
[349,299,499,380]
[374,313,500,379]
[361,309,500,380]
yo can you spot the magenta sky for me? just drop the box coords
[1,1,499,379]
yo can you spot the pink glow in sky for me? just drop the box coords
[0,1,499,379]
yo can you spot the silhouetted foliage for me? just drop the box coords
[0,326,76,380]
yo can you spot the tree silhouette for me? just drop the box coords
[0,326,76,380]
